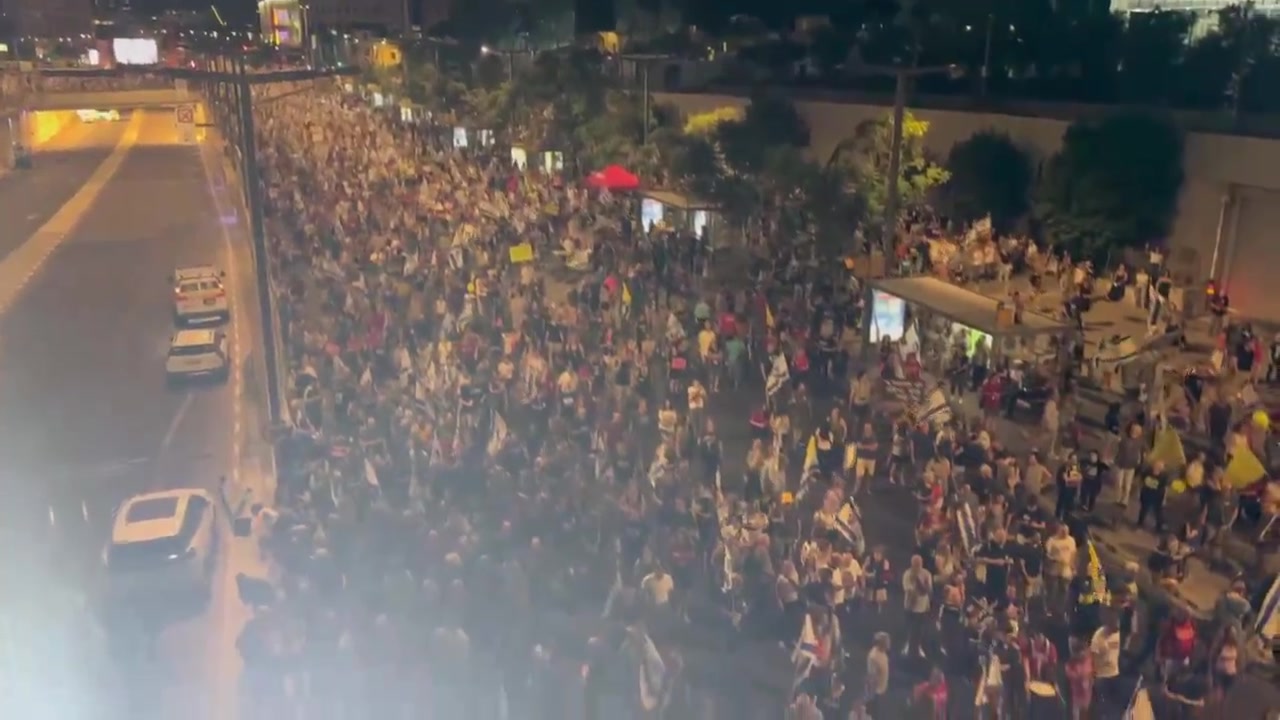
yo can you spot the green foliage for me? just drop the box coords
[1035,114,1184,262]
[831,110,950,228]
[942,131,1031,231]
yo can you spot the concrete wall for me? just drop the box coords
[654,92,1280,323]
[26,88,193,111]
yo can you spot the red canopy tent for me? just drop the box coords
[586,164,641,191]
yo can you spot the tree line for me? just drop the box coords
[389,49,1185,263]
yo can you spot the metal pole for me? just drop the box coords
[231,57,284,424]
[641,62,650,145]
[981,14,993,98]
[881,71,908,257]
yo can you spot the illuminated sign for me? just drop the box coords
[113,38,159,66]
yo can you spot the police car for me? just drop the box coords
[104,489,219,596]
[165,328,230,382]
[173,266,229,325]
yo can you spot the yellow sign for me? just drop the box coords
[509,243,534,264]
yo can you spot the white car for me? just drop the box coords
[105,489,218,596]
[166,328,229,382]
[173,266,229,324]
[76,109,121,122]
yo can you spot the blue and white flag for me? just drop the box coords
[765,353,789,398]
[917,385,953,428]
[974,644,1003,707]
[834,497,861,546]
[792,613,819,691]
[487,412,509,457]
[636,629,667,711]
[957,500,979,557]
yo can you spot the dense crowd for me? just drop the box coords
[239,83,1276,720]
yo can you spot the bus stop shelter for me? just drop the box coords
[864,275,1072,363]
[639,189,721,240]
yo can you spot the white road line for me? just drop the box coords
[0,113,142,316]
[194,117,249,720]
[159,392,194,456]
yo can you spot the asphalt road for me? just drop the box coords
[0,110,258,720]
[0,117,126,259]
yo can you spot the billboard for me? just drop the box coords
[112,38,159,66]
[259,0,304,48]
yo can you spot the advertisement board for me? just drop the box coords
[641,198,664,229]
[870,291,907,342]
[112,38,159,66]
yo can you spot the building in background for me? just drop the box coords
[307,0,410,35]
[259,0,304,46]
[9,0,94,38]
[416,0,454,30]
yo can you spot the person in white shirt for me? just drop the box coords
[865,632,891,717]
[641,566,675,607]
[901,555,932,657]
[1044,523,1077,613]
[1090,618,1123,705]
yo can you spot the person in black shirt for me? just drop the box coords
[978,529,1013,606]
[1137,461,1170,533]
[1080,449,1108,513]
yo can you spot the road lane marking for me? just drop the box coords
[157,392,194,460]
[0,112,142,316]
[195,120,250,720]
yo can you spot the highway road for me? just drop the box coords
[0,110,261,720]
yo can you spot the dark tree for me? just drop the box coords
[942,131,1031,231]
[1034,114,1184,263]
[1118,10,1193,105]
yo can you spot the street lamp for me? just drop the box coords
[851,61,961,256]
[187,58,355,424]
[617,53,673,145]
[480,45,520,82]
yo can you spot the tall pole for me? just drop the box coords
[881,72,908,256]
[231,56,284,424]
[641,62,650,145]
[981,13,993,98]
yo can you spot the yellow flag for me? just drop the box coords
[1225,446,1267,488]
[803,435,818,472]
[765,305,775,329]
[622,283,633,306]
[1148,427,1186,468]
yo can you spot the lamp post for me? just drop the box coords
[851,62,960,256]
[618,53,672,145]
[480,45,520,83]
[186,59,355,423]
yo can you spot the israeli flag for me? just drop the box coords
[764,353,789,398]
[636,629,667,711]
[834,497,861,546]
[487,412,509,457]
[974,644,1003,707]
[917,385,953,428]
[791,613,820,691]
[957,500,979,556]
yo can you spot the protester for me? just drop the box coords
[243,82,1271,720]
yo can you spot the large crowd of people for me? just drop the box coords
[238,82,1276,719]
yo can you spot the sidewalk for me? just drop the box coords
[952,274,1276,647]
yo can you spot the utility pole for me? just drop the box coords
[850,62,960,257]
[182,59,356,424]
[618,54,671,145]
